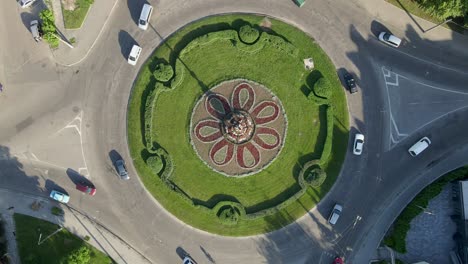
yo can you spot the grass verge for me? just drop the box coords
[14,214,113,264]
[62,0,93,29]
[384,166,468,253]
[128,14,349,235]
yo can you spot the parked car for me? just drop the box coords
[328,204,343,225]
[333,257,344,264]
[128,45,142,66]
[76,181,96,196]
[353,133,365,155]
[50,190,70,204]
[183,256,196,264]
[138,4,153,30]
[343,72,357,94]
[115,159,129,180]
[408,136,431,157]
[19,0,37,8]
[378,32,402,48]
[30,20,43,42]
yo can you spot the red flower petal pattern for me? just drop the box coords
[251,101,279,125]
[232,83,255,111]
[194,119,222,142]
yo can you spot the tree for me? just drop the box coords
[67,246,91,264]
[39,9,59,48]
[417,0,468,20]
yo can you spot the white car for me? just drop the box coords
[128,45,142,66]
[19,0,37,8]
[353,133,365,155]
[328,204,343,225]
[408,136,431,157]
[50,190,70,204]
[378,32,402,48]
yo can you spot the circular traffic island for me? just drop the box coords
[128,14,349,235]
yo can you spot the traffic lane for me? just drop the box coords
[366,37,468,92]
[339,106,468,259]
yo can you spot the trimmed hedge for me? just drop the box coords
[320,105,334,164]
[146,155,164,174]
[262,33,299,57]
[313,77,332,99]
[299,161,327,188]
[153,63,174,82]
[239,24,260,44]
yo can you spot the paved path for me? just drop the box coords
[0,188,150,264]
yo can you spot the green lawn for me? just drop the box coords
[14,214,113,264]
[62,0,92,29]
[127,14,349,235]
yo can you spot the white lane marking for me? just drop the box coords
[395,72,468,95]
[54,111,90,178]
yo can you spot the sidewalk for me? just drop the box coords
[0,188,151,264]
[51,0,119,66]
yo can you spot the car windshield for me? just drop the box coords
[139,20,146,26]
[383,33,390,41]
[129,56,136,61]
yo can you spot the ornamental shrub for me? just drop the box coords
[153,63,174,82]
[239,25,260,44]
[313,77,332,99]
[304,166,326,187]
[146,155,163,174]
[320,105,334,164]
[67,246,91,264]
[217,205,241,225]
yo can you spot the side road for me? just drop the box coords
[0,188,151,264]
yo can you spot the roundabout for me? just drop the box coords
[127,14,349,235]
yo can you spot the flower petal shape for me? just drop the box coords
[210,139,234,166]
[251,101,280,125]
[253,127,280,149]
[194,119,222,142]
[236,142,260,168]
[232,83,255,111]
[206,93,231,120]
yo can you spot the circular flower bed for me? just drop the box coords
[191,80,287,176]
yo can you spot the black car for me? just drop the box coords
[343,72,357,93]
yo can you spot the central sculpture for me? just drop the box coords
[221,110,255,144]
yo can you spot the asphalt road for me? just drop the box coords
[1,0,468,263]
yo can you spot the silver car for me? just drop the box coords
[378,32,402,48]
[115,159,130,180]
[328,204,343,225]
[19,0,38,8]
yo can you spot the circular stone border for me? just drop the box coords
[189,79,288,177]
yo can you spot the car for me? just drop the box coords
[76,181,96,196]
[19,0,37,8]
[50,190,70,203]
[138,4,153,30]
[353,133,365,155]
[378,32,402,48]
[343,72,357,94]
[333,257,344,264]
[408,136,431,157]
[128,45,142,66]
[328,204,342,225]
[30,20,43,42]
[183,256,195,264]
[115,159,129,180]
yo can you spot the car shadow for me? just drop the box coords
[370,20,392,38]
[127,0,149,26]
[65,168,94,186]
[19,12,37,33]
[118,30,139,60]
[44,179,67,194]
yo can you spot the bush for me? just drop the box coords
[51,206,64,216]
[313,77,332,99]
[238,24,260,44]
[146,155,164,174]
[67,246,91,264]
[39,9,59,48]
[217,206,240,224]
[83,235,90,241]
[153,63,174,82]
